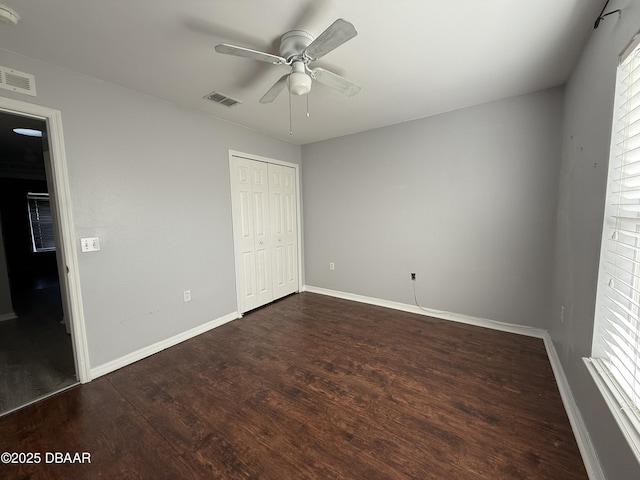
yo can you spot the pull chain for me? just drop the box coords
[288,76,293,135]
[306,93,310,118]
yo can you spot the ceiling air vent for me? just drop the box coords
[204,91,241,107]
[0,66,36,96]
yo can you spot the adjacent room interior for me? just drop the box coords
[0,1,639,479]
[0,111,76,414]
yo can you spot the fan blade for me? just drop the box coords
[312,68,361,96]
[260,74,289,103]
[303,19,357,60]
[215,44,287,65]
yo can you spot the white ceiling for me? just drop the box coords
[0,0,604,145]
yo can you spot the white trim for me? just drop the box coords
[228,150,303,313]
[0,96,91,383]
[546,353,606,480]
[0,311,17,322]
[228,149,297,169]
[584,357,640,466]
[90,311,238,379]
[303,285,605,480]
[619,30,640,63]
[303,285,544,338]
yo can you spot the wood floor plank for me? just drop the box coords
[0,292,588,479]
[0,378,202,479]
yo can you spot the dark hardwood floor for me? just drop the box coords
[0,292,587,479]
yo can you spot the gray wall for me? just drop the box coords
[0,49,301,368]
[302,87,563,329]
[551,1,640,478]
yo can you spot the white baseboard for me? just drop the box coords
[543,338,606,480]
[302,285,605,480]
[90,311,238,379]
[303,285,546,338]
[0,311,17,322]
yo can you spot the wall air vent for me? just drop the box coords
[204,91,242,107]
[0,66,36,96]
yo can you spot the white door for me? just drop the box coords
[269,163,298,300]
[250,161,273,307]
[230,153,299,314]
[230,157,272,312]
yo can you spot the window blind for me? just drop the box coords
[589,32,640,460]
[27,193,56,253]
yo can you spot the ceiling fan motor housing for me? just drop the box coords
[279,30,314,62]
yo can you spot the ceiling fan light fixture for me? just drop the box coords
[289,71,312,96]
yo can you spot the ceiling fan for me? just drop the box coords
[215,19,361,103]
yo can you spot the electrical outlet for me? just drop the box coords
[183,290,191,302]
[411,273,416,281]
[329,262,335,271]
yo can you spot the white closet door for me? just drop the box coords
[281,165,298,295]
[269,164,298,300]
[269,164,288,299]
[250,161,273,307]
[230,158,272,312]
[230,154,298,314]
[230,157,258,312]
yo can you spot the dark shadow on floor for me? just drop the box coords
[0,276,77,415]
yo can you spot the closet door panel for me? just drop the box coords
[269,164,287,299]
[251,161,273,305]
[282,166,298,291]
[230,158,258,312]
[270,164,298,299]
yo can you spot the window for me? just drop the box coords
[587,31,640,462]
[27,192,55,253]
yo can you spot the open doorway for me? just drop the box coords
[0,110,76,415]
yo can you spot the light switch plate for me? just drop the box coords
[80,237,100,252]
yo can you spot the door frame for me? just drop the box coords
[0,96,91,383]
[228,150,303,315]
